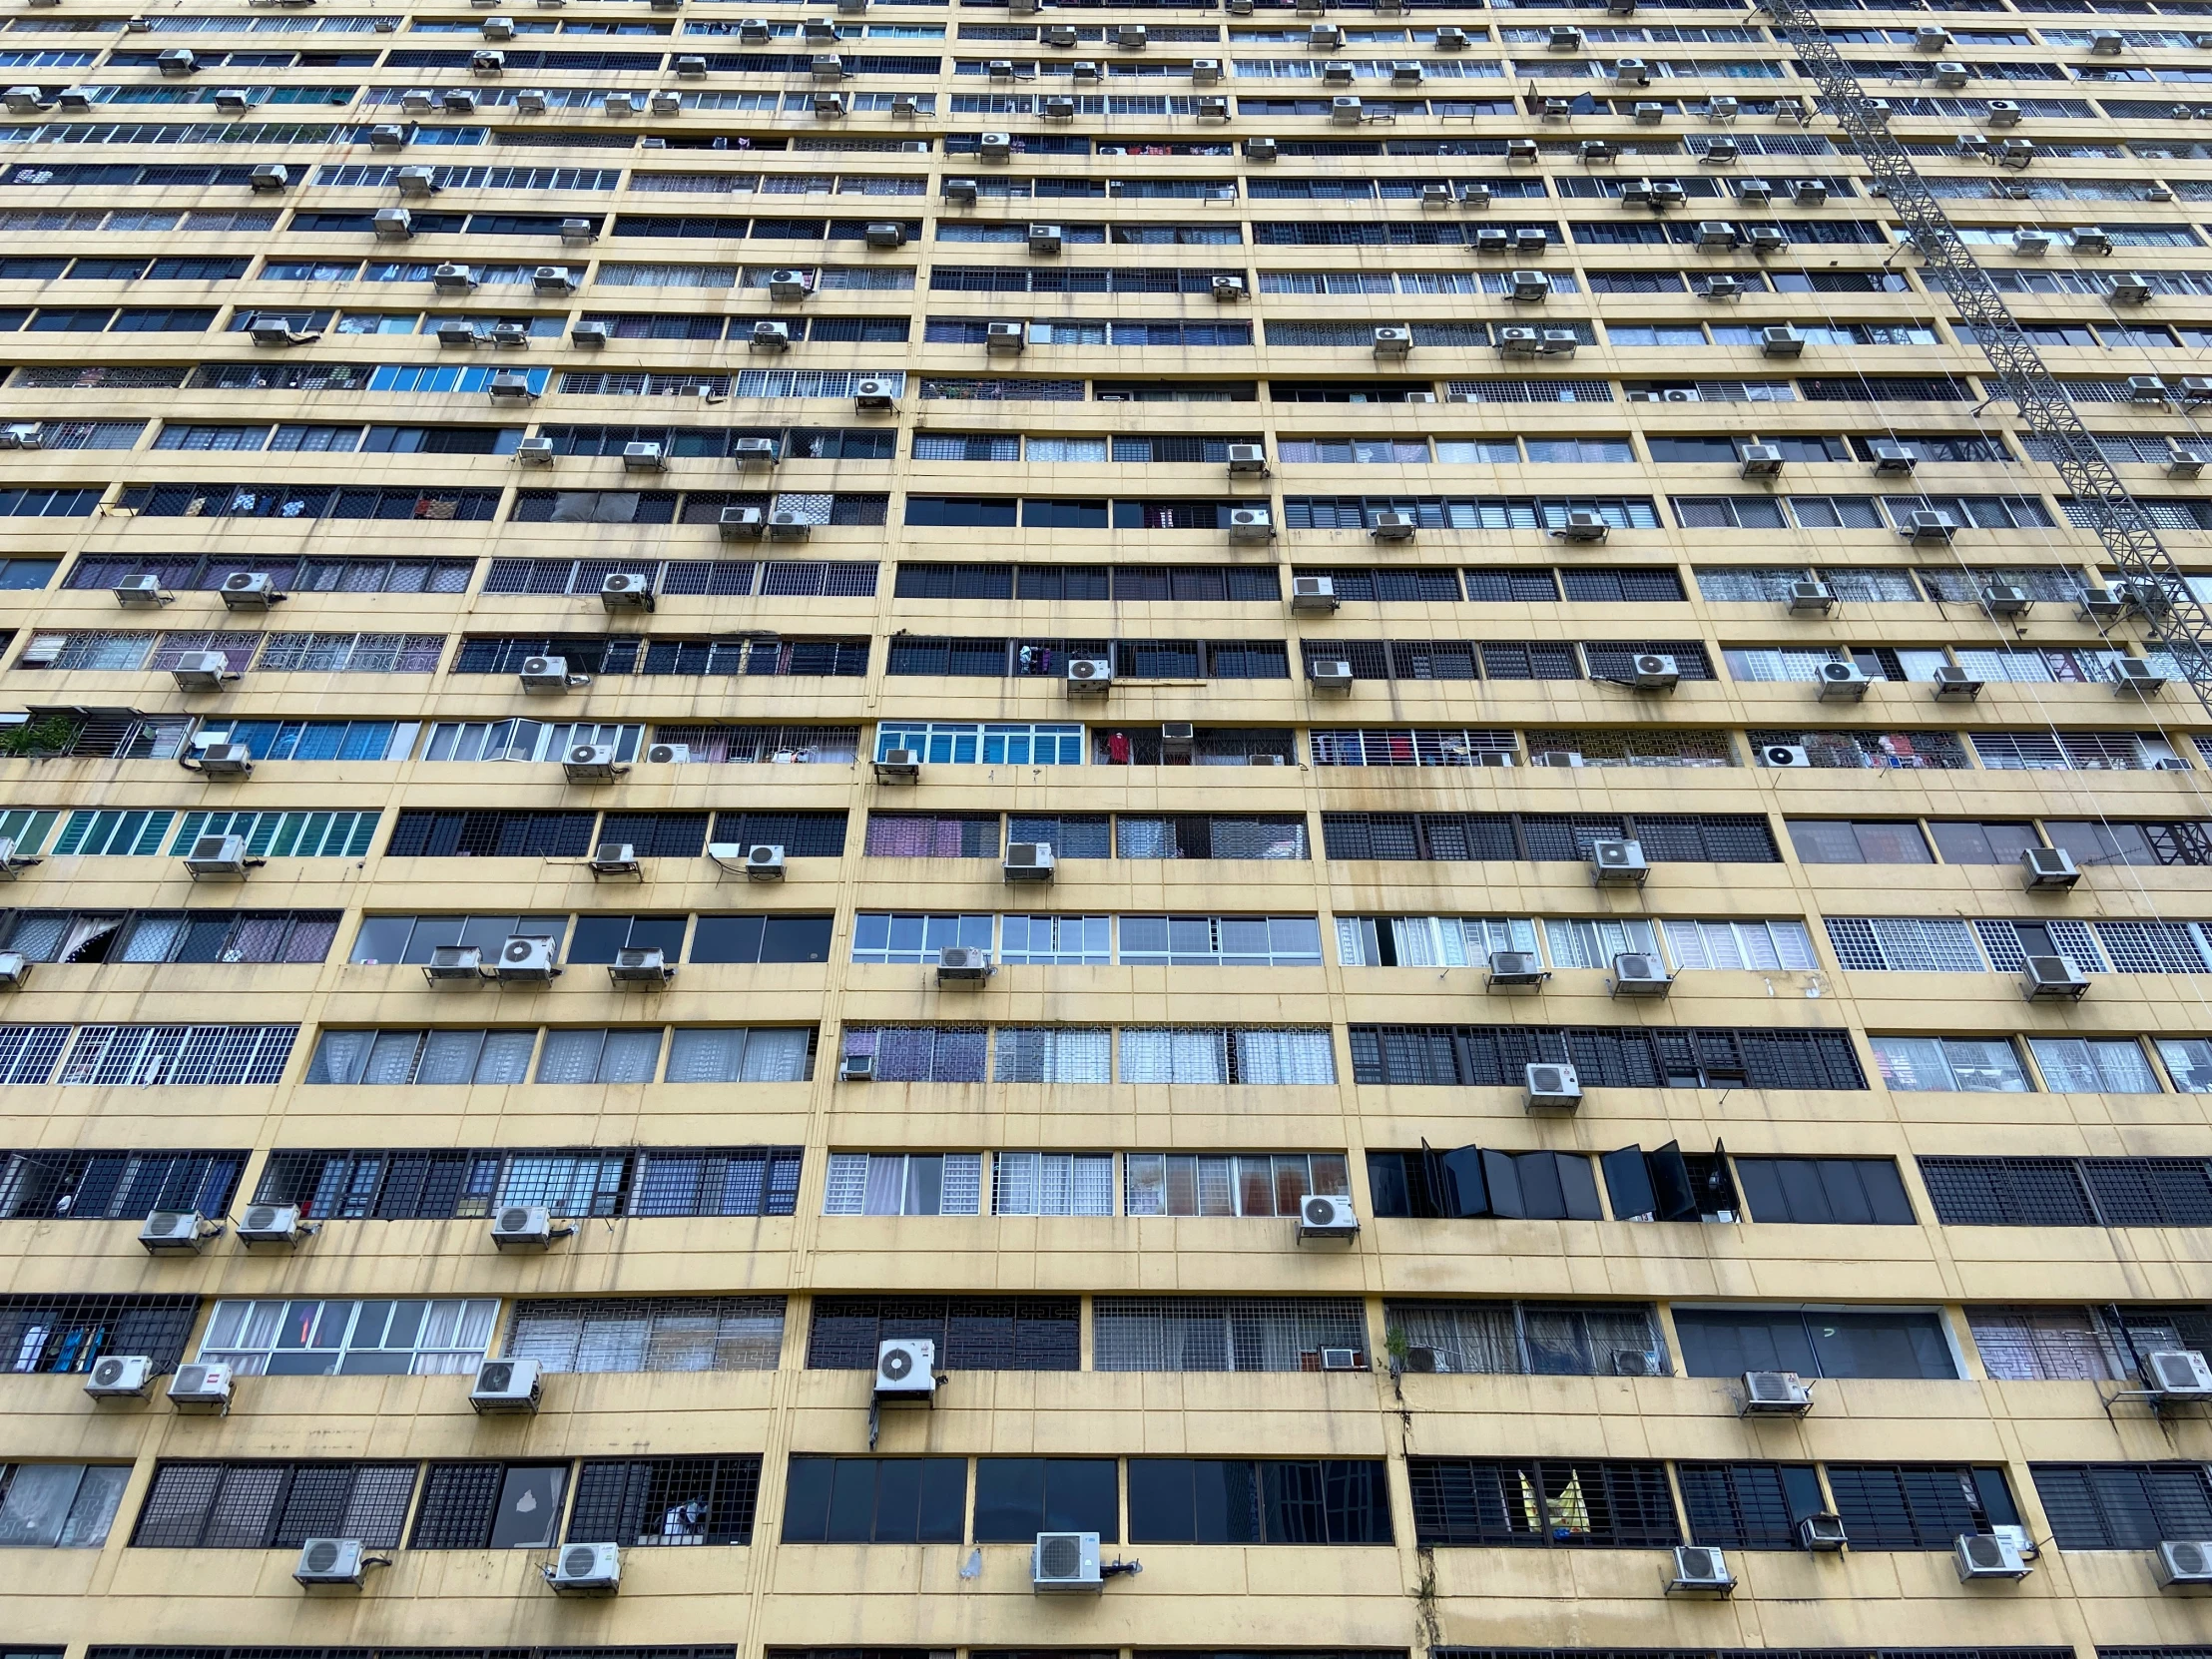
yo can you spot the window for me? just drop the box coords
[1094,1297,1368,1373]
[411,1463,569,1549]
[506,1298,785,1374]
[2033,1462,2212,1552]
[1788,820,1933,864]
[52,1024,296,1086]
[688,915,833,964]
[306,1028,539,1086]
[1673,1308,1958,1380]
[2158,1038,2212,1093]
[1917,1156,2212,1228]
[873,721,1085,765]
[0,1464,128,1549]
[0,909,338,967]
[0,1149,245,1221]
[1541,917,1659,971]
[168,809,378,858]
[805,1297,1079,1371]
[349,914,568,966]
[1968,1307,2135,1382]
[1116,815,1309,859]
[1117,1027,1335,1085]
[665,1028,817,1083]
[1116,916,1324,967]
[972,1458,1119,1542]
[997,917,1112,967]
[0,1295,197,1375]
[2027,1037,2162,1093]
[537,1028,666,1085]
[1407,1457,1678,1547]
[1377,1145,1604,1222]
[822,1153,983,1216]
[850,914,994,965]
[134,1460,419,1549]
[385,810,598,858]
[1868,1036,2029,1092]
[1128,1459,1391,1543]
[1823,917,1984,973]
[780,1456,967,1543]
[1338,915,1537,968]
[568,1456,763,1546]
[422,719,643,765]
[990,1152,1116,1216]
[863,813,1001,857]
[839,1026,985,1084]
[1349,1024,1866,1091]
[1594,1143,1740,1224]
[991,1026,1112,1083]
[1661,919,1819,971]
[1382,1302,1666,1378]
[1823,1464,2019,1550]
[1124,1153,1348,1217]
[199,1299,496,1377]
[255,1146,800,1221]
[210,719,418,763]
[1322,811,1779,863]
[1732,1157,1918,1224]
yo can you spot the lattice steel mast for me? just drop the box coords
[1757,0,2212,718]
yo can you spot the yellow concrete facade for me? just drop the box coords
[0,3,2209,1657]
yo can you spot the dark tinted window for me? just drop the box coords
[1824,1464,2017,1550]
[1678,1461,1827,1550]
[1732,1156,1915,1225]
[1929,821,2041,864]
[566,915,687,964]
[1407,1457,1678,1547]
[805,1297,1079,1372]
[1673,1309,1957,1381]
[1787,820,1933,864]
[690,914,833,963]
[780,1456,967,1543]
[972,1458,1119,1542]
[2031,1462,2212,1550]
[1127,1458,1390,1544]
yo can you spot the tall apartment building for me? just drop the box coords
[5,0,2212,1656]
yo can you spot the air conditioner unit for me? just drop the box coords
[2180,376,2212,403]
[1023,1530,1105,1594]
[2113,657,2166,695]
[84,1355,153,1399]
[172,650,240,692]
[2109,272,2153,305]
[622,441,666,472]
[2143,1349,2212,1397]
[1799,1512,1849,1550]
[510,86,548,113]
[2156,1540,2212,1589]
[1905,509,1957,544]
[2021,953,2089,1000]
[2169,447,2207,478]
[1246,137,1279,163]
[2019,845,2080,889]
[1620,653,1676,691]
[1371,510,1416,542]
[874,746,920,781]
[549,1542,621,1596]
[1620,181,1654,209]
[468,1356,543,1412]
[168,1363,233,1412]
[2089,26,2124,52]
[495,934,560,980]
[569,321,610,351]
[1486,949,1546,988]
[1230,507,1275,541]
[1921,666,1980,706]
[1591,838,1648,885]
[591,842,641,877]
[1498,325,1540,357]
[2075,228,2113,256]
[1331,96,1362,124]
[563,743,622,782]
[768,509,813,541]
[937,945,992,982]
[1211,276,1249,304]
[140,1209,217,1255]
[532,265,576,295]
[519,655,575,691]
[1539,328,1578,357]
[855,377,897,410]
[1955,1532,2031,1582]
[426,943,485,981]
[1004,841,1056,882]
[0,951,26,988]
[1704,275,1742,299]
[875,1337,936,1398]
[183,833,251,878]
[2011,229,2051,257]
[718,506,766,540]
[611,946,673,984]
[434,320,478,349]
[1703,137,1740,164]
[217,570,282,611]
[1159,721,1196,757]
[1436,25,1468,49]
[1307,659,1354,689]
[158,47,197,75]
[1290,575,1338,612]
[489,1203,558,1250]
[294,1537,378,1589]
[213,87,252,114]
[1788,578,1836,615]
[1506,269,1550,302]
[1669,1545,1735,1595]
[440,89,479,114]
[237,1202,306,1246]
[838,1052,873,1081]
[751,320,793,351]
[490,324,527,348]
[1534,751,1582,770]
[1815,660,1871,702]
[1557,510,1609,542]
[111,573,168,608]
[1737,1369,1814,1414]
[369,123,407,150]
[1611,951,1672,997]
[1027,223,1063,256]
[1373,325,1412,357]
[1743,438,1788,478]
[1614,56,1650,84]
[433,264,478,293]
[1525,1061,1582,1111]
[251,163,290,193]
[597,572,655,613]
[1761,324,1805,357]
[986,320,1026,353]
[1745,226,1786,253]
[1309,22,1342,46]
[1298,1193,1359,1241]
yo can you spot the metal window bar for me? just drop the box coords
[567,1455,764,1546]
[0,1294,198,1376]
[1092,1297,1369,1373]
[506,1297,787,1374]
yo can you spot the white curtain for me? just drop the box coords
[739,1027,811,1082]
[1234,1029,1336,1085]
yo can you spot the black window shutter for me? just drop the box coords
[1602,1145,1657,1221]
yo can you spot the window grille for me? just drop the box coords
[1348,1024,1864,1090]
[0,1294,197,1375]
[568,1455,763,1546]
[1407,1456,1681,1547]
[806,1296,1079,1371]
[131,1460,418,1549]
[1124,1153,1349,1217]
[1383,1303,1667,1378]
[1093,1297,1367,1372]
[990,1152,1116,1215]
[1823,1464,2014,1550]
[0,1149,245,1219]
[1967,1307,2130,1382]
[508,1297,785,1374]
[1825,917,1986,972]
[1676,1461,1826,1550]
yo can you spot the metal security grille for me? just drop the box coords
[2032,1463,2212,1550]
[385,810,599,858]
[507,1298,786,1374]
[92,1649,736,1659]
[1676,1462,1807,1551]
[130,1461,417,1549]
[407,1463,510,1549]
[1318,812,1779,862]
[1918,1157,2212,1227]
[567,1456,763,1546]
[1406,1457,1681,1547]
[712,811,848,857]
[805,1297,1079,1371]
[1348,1025,1865,1091]
[258,1147,801,1221]
[0,1149,246,1221]
[0,1294,198,1375]
[1824,1465,2006,1550]
[1092,1298,1368,1373]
